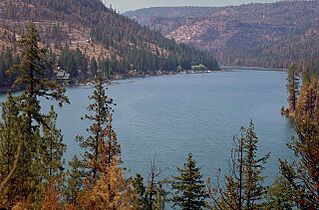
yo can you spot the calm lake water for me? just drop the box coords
[0,70,294,183]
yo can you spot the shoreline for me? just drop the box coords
[79,69,222,86]
[221,66,287,72]
[0,67,285,94]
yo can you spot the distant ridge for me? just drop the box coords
[125,1,319,68]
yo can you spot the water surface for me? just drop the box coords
[0,70,294,182]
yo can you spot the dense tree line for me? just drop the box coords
[0,0,219,90]
[213,34,319,69]
[91,22,218,72]
[0,45,114,90]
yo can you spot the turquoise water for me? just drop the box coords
[0,70,294,183]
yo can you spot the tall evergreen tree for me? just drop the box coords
[286,64,300,113]
[76,77,115,180]
[295,76,319,121]
[210,121,269,210]
[5,22,68,203]
[101,112,121,169]
[78,156,140,209]
[8,22,68,130]
[171,153,208,210]
[78,117,138,209]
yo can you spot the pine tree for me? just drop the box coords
[40,106,66,186]
[74,80,141,208]
[277,75,319,208]
[65,155,84,207]
[145,159,167,210]
[76,77,115,180]
[210,120,269,210]
[0,93,24,208]
[5,22,68,202]
[78,138,140,209]
[171,153,208,210]
[8,22,68,130]
[265,176,294,209]
[286,64,300,113]
[103,113,121,164]
[131,174,147,208]
[154,183,166,210]
[242,121,269,209]
[90,57,98,77]
[295,76,319,121]
[41,180,63,210]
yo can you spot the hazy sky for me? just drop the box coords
[104,0,279,12]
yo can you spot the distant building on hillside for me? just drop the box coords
[55,67,70,81]
[192,64,207,71]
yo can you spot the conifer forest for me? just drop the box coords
[0,0,319,209]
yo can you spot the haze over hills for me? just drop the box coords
[0,0,218,90]
[125,1,319,68]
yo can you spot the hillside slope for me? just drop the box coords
[125,1,319,68]
[0,0,218,90]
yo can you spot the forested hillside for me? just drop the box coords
[0,0,218,92]
[1,23,319,208]
[125,1,319,69]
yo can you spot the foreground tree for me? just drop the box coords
[275,75,319,208]
[41,106,66,183]
[76,77,115,181]
[4,22,68,204]
[145,159,167,210]
[210,120,269,209]
[132,159,167,210]
[65,155,84,207]
[265,176,295,209]
[72,77,133,208]
[131,174,147,208]
[0,93,24,208]
[41,180,63,210]
[8,22,68,133]
[171,153,208,209]
[78,138,140,209]
[38,106,66,207]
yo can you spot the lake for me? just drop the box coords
[0,70,294,183]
